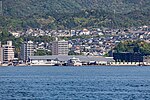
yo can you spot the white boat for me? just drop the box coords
[67,57,82,66]
[29,60,57,66]
[30,62,55,66]
[2,64,8,67]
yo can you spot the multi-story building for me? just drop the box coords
[20,41,34,61]
[52,40,68,55]
[2,41,15,63]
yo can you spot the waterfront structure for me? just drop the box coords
[51,40,69,55]
[29,55,114,66]
[2,41,15,63]
[20,41,34,61]
[113,52,143,62]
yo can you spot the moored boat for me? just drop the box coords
[67,57,82,66]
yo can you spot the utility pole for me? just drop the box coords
[0,1,3,16]
[113,0,118,28]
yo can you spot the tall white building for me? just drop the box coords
[20,41,34,61]
[52,40,68,55]
[2,41,15,63]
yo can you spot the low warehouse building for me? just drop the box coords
[28,55,114,65]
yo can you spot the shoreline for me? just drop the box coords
[0,64,150,67]
[1,61,150,67]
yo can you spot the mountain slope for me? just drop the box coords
[0,0,150,30]
[2,0,150,17]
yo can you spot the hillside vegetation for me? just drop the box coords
[0,0,150,30]
[113,41,150,55]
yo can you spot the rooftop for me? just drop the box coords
[29,55,114,62]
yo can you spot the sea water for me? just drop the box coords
[0,66,150,100]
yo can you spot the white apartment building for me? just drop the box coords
[52,40,68,55]
[2,41,15,63]
[20,41,34,61]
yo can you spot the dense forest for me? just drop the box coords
[0,0,150,30]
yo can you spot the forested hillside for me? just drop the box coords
[113,41,150,56]
[0,0,150,30]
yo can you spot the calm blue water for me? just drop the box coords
[0,66,150,100]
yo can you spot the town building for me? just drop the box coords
[51,40,69,55]
[2,41,15,63]
[20,41,34,61]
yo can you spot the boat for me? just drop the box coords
[29,59,59,66]
[2,63,8,67]
[30,63,55,66]
[67,57,82,66]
